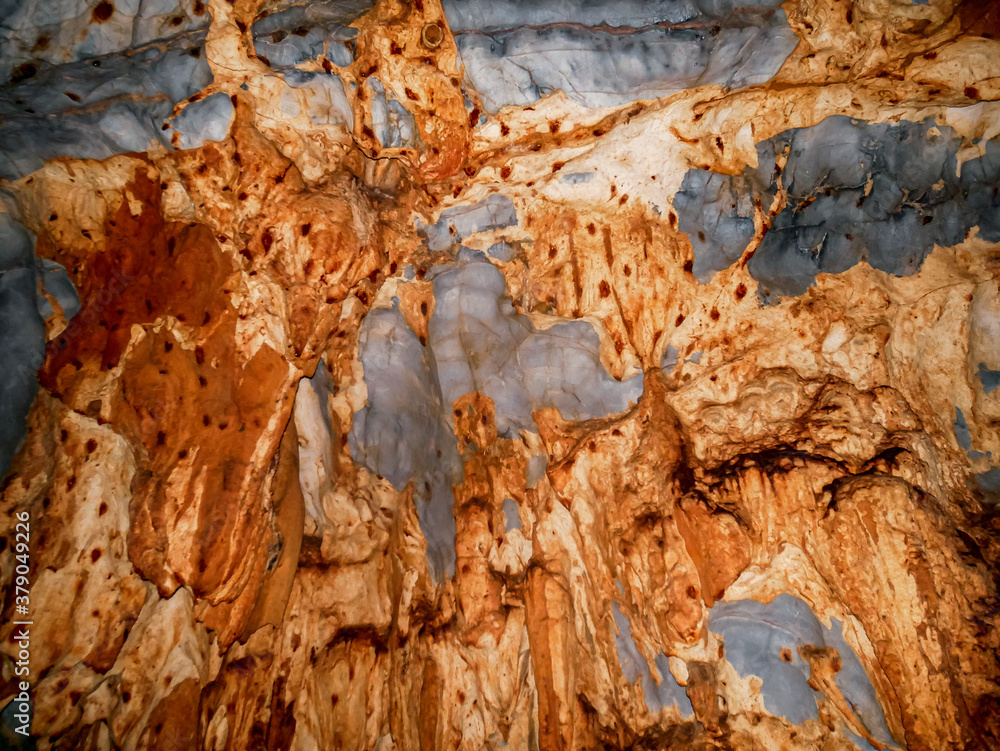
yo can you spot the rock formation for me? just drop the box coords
[1,0,999,748]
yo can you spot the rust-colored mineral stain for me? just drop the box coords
[959,0,1000,38]
[526,571,569,751]
[10,62,37,83]
[38,170,234,385]
[421,22,444,49]
[91,1,114,23]
[419,660,442,750]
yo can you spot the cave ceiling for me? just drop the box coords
[1,0,1000,749]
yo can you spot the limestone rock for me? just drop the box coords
[1,0,999,749]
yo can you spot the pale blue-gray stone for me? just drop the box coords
[975,467,1000,503]
[167,91,234,150]
[368,77,417,148]
[442,0,785,33]
[661,344,680,372]
[0,0,370,181]
[1,215,79,480]
[709,594,894,746]
[526,454,547,487]
[675,117,1000,300]
[421,195,518,251]
[0,264,44,479]
[674,171,760,283]
[612,603,694,716]
[502,497,521,531]
[0,0,211,78]
[977,363,1000,394]
[487,242,517,262]
[454,11,797,112]
[427,257,643,437]
[350,254,642,577]
[347,303,464,580]
[35,258,80,321]
[0,32,211,180]
[955,407,972,452]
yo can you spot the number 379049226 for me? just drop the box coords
[13,511,30,602]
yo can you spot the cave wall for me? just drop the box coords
[1,0,1000,749]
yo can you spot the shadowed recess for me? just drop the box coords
[0,214,79,479]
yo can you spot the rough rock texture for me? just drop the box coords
[1,0,1000,749]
